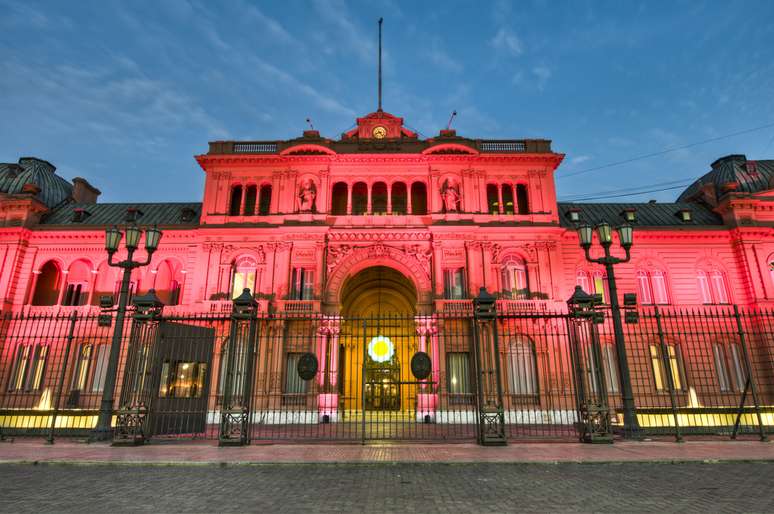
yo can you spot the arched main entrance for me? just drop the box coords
[339,266,418,413]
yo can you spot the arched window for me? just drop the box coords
[31,261,61,306]
[391,182,407,214]
[331,182,348,215]
[410,182,427,214]
[372,182,388,214]
[576,270,591,294]
[243,185,257,216]
[154,259,185,306]
[486,184,499,214]
[62,260,91,306]
[229,185,243,216]
[501,258,529,299]
[698,269,729,304]
[502,185,515,215]
[586,343,619,394]
[516,184,529,214]
[637,270,669,305]
[506,337,538,395]
[351,182,368,215]
[231,256,257,299]
[258,184,272,215]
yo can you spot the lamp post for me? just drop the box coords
[92,224,162,441]
[577,222,640,438]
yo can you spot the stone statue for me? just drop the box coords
[297,179,317,212]
[441,179,460,213]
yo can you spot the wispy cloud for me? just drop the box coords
[423,39,463,73]
[570,155,591,165]
[312,0,374,63]
[490,28,523,57]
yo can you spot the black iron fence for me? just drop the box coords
[0,297,772,444]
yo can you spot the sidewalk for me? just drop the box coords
[0,438,773,465]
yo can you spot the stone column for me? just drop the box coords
[497,184,504,214]
[415,315,439,422]
[346,183,353,215]
[387,184,392,214]
[431,241,444,297]
[366,183,372,214]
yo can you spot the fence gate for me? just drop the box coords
[114,315,215,444]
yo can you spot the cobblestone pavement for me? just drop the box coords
[1,462,773,513]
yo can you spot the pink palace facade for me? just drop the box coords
[1,109,774,441]
[3,111,774,319]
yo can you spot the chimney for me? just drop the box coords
[71,177,101,204]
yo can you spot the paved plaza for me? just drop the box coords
[1,460,773,513]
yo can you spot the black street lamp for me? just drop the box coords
[577,221,640,438]
[92,224,162,441]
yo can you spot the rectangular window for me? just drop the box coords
[284,353,307,394]
[711,271,729,304]
[637,272,653,305]
[90,345,110,392]
[576,272,591,294]
[651,271,669,304]
[593,274,608,304]
[730,344,747,392]
[507,344,537,395]
[447,352,471,395]
[290,268,314,300]
[443,268,466,300]
[698,272,712,304]
[601,344,619,393]
[649,344,685,391]
[713,344,731,392]
[71,344,92,391]
[231,270,256,299]
[7,344,48,392]
[158,361,207,398]
[8,345,31,391]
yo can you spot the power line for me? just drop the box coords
[560,183,692,202]
[560,178,693,201]
[558,121,774,180]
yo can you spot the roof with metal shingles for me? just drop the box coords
[557,201,723,228]
[41,202,201,226]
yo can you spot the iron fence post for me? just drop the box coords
[732,305,768,442]
[219,289,258,446]
[473,288,506,446]
[654,306,683,442]
[361,319,367,445]
[47,311,78,444]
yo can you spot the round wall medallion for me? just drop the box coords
[410,352,432,380]
[297,352,319,381]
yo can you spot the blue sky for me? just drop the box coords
[1,0,773,203]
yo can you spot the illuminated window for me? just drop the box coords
[507,338,537,395]
[592,271,608,303]
[649,344,685,391]
[71,344,92,391]
[7,344,48,392]
[443,268,466,300]
[637,270,670,305]
[447,352,471,395]
[713,343,747,392]
[231,256,258,299]
[486,184,499,214]
[502,185,515,215]
[501,259,529,299]
[158,361,207,398]
[290,268,315,300]
[284,353,307,394]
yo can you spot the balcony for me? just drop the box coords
[275,300,320,315]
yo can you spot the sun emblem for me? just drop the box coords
[368,335,394,363]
